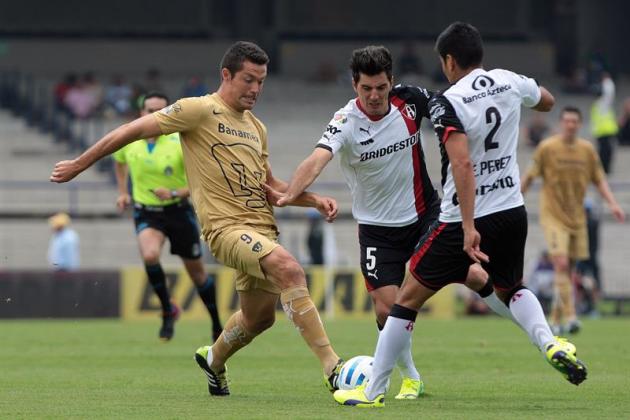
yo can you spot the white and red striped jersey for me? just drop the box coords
[317,85,439,227]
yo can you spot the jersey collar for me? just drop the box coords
[355,98,391,122]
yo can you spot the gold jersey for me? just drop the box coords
[153,93,275,240]
[526,134,605,230]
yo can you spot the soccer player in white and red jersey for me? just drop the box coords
[267,45,513,400]
[333,23,587,408]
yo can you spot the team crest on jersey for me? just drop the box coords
[161,103,182,115]
[402,104,416,120]
[334,113,347,124]
[472,75,495,91]
[164,166,173,176]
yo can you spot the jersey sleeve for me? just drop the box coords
[411,86,433,118]
[153,97,206,135]
[512,72,542,108]
[428,93,465,143]
[316,111,348,154]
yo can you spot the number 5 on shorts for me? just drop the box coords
[366,247,377,270]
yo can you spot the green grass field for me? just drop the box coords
[2,317,629,419]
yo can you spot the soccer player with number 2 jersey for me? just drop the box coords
[334,22,587,408]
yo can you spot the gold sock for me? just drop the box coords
[556,271,576,322]
[211,310,256,370]
[281,286,339,374]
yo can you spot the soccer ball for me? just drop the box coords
[337,355,374,390]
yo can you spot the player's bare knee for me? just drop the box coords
[141,251,160,265]
[275,260,306,289]
[464,263,488,291]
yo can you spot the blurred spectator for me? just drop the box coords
[64,74,102,119]
[617,98,630,146]
[104,74,133,116]
[525,113,550,148]
[47,213,80,271]
[590,72,618,174]
[53,73,77,114]
[397,41,423,78]
[464,291,490,315]
[182,75,209,97]
[306,209,324,265]
[561,67,589,94]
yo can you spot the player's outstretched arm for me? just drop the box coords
[277,148,333,206]
[264,165,338,222]
[50,114,163,183]
[532,86,555,112]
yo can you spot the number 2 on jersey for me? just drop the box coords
[484,107,502,151]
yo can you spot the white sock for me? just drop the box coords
[365,316,413,400]
[508,288,556,352]
[377,327,420,380]
[483,292,517,322]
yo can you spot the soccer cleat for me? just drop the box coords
[394,377,425,400]
[333,384,384,408]
[324,358,345,392]
[159,302,180,341]
[555,336,577,356]
[545,341,587,386]
[194,346,230,396]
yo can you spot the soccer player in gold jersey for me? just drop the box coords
[522,106,625,334]
[50,41,344,396]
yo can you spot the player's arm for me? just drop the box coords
[265,163,338,222]
[277,148,333,206]
[151,186,190,201]
[51,114,165,183]
[531,86,555,112]
[113,161,131,211]
[444,132,486,263]
[596,178,626,222]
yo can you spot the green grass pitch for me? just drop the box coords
[2,317,629,419]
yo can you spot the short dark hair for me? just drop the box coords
[435,22,483,69]
[140,92,169,109]
[561,106,582,121]
[220,41,269,76]
[350,46,393,83]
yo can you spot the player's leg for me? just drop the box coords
[370,285,423,399]
[168,204,223,341]
[195,286,277,396]
[334,272,437,407]
[182,257,223,341]
[359,227,423,399]
[136,224,179,340]
[542,224,573,333]
[210,287,277,370]
[488,207,586,385]
[206,226,341,392]
[261,246,342,386]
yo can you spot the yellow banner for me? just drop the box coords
[120,265,455,320]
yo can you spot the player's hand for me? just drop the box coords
[315,196,338,223]
[262,183,290,207]
[116,193,131,212]
[151,187,171,201]
[50,159,83,183]
[463,226,489,264]
[611,203,626,223]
